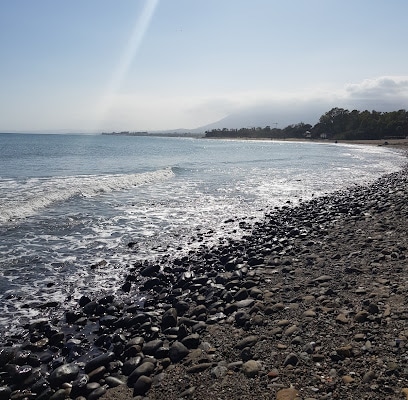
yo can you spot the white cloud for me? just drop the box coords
[345,76,408,99]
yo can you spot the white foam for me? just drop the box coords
[0,168,174,224]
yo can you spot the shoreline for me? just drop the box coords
[205,136,408,147]
[1,159,408,399]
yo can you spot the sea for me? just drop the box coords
[0,133,406,338]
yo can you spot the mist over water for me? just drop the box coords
[0,133,405,336]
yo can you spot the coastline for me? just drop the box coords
[205,136,408,148]
[1,155,408,399]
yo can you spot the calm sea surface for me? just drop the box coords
[0,133,405,336]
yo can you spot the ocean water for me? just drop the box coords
[0,133,406,337]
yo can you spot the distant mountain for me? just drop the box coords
[198,105,324,132]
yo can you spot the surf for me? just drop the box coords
[0,167,174,224]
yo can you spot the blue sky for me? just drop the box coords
[1,0,408,132]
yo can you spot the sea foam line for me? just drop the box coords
[0,168,174,224]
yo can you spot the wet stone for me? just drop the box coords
[133,375,152,396]
[142,339,163,356]
[85,352,116,374]
[128,362,155,385]
[161,308,178,330]
[49,363,80,388]
[234,299,255,308]
[181,334,200,349]
[0,386,11,400]
[169,341,189,363]
[88,386,107,400]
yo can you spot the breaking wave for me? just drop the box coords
[0,167,174,224]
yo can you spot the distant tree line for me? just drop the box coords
[205,108,408,140]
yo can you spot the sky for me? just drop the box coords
[1,0,408,133]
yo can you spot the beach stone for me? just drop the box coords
[161,308,177,330]
[174,300,190,316]
[181,334,200,349]
[83,300,97,315]
[88,386,106,400]
[211,365,228,379]
[276,388,300,400]
[235,311,251,326]
[302,309,316,318]
[179,387,196,397]
[0,386,12,400]
[140,264,160,277]
[284,325,299,336]
[155,346,169,359]
[235,335,258,349]
[128,362,155,385]
[362,370,377,383]
[87,366,106,382]
[342,375,355,384]
[335,313,349,324]
[354,310,369,322]
[242,360,261,377]
[187,363,213,373]
[169,341,189,363]
[367,302,379,314]
[336,345,353,359]
[402,388,408,399]
[49,363,80,388]
[133,375,152,396]
[234,299,255,308]
[227,361,243,371]
[234,288,248,300]
[0,348,15,367]
[267,368,279,378]
[314,275,332,283]
[143,339,163,356]
[283,353,299,367]
[49,388,70,399]
[190,304,207,318]
[70,374,89,397]
[85,352,115,373]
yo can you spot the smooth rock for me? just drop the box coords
[187,363,213,373]
[362,370,377,383]
[161,308,178,330]
[181,334,200,349]
[235,335,258,349]
[169,341,189,363]
[133,375,152,396]
[85,352,115,374]
[211,365,228,379]
[88,386,107,400]
[276,388,300,400]
[49,363,80,388]
[354,310,369,323]
[105,376,125,388]
[128,361,155,385]
[242,360,261,377]
[283,353,299,367]
[142,340,163,356]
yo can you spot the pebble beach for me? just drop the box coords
[1,146,408,400]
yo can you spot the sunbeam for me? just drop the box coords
[95,0,159,130]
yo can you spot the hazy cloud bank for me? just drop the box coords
[200,76,408,131]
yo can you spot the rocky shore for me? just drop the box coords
[1,161,408,400]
